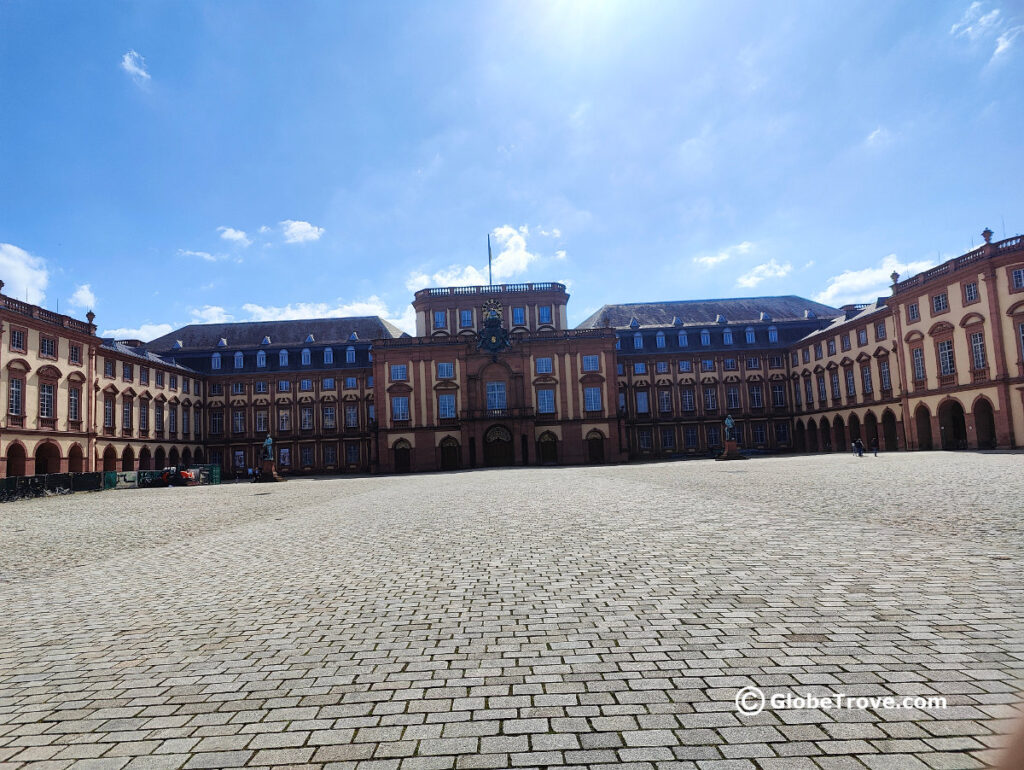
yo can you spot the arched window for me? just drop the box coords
[301,348,311,366]
[234,351,243,368]
[768,325,778,343]
[633,332,643,350]
[678,330,688,347]
[745,326,755,344]
[345,346,356,363]
[324,347,333,365]
[723,329,733,345]
[700,329,711,346]
[211,352,221,370]
[615,337,621,350]
[656,331,665,349]
[279,350,288,366]
[256,350,266,368]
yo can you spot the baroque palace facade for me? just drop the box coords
[2,228,1023,477]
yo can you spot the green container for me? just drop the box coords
[208,464,221,485]
[103,471,117,490]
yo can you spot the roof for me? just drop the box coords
[99,340,199,373]
[576,295,842,329]
[144,316,407,353]
[796,298,890,342]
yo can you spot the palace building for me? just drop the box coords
[1,228,1022,477]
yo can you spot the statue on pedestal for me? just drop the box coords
[262,434,274,462]
[724,414,736,443]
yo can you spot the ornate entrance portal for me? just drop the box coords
[483,425,514,467]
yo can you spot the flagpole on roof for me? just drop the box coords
[487,233,493,286]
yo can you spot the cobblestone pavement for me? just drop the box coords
[1,452,1021,770]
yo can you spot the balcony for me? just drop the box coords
[40,417,56,430]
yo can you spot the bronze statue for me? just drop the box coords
[724,414,735,442]
[262,434,274,462]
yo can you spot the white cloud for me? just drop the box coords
[241,295,415,335]
[0,243,49,305]
[190,305,234,324]
[100,323,174,342]
[69,283,96,310]
[120,50,150,82]
[951,2,1001,40]
[736,259,792,289]
[178,249,219,262]
[813,254,937,306]
[865,126,893,147]
[280,220,325,243]
[217,226,251,247]
[258,225,271,234]
[693,241,753,269]
[405,225,557,291]
[993,25,1022,61]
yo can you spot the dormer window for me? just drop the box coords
[723,329,733,345]
[279,350,288,366]
[256,350,266,368]
[211,352,221,370]
[301,348,311,366]
[324,347,334,365]
[745,327,755,344]
[656,332,665,349]
[305,333,315,343]
[678,330,688,347]
[346,346,356,363]
[234,351,243,369]
[633,332,643,350]
[768,325,778,343]
[700,329,711,346]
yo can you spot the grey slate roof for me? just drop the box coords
[144,316,406,353]
[576,295,842,329]
[796,298,889,342]
[99,340,199,373]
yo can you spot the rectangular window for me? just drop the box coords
[346,443,360,464]
[256,411,267,433]
[278,409,291,431]
[538,305,552,324]
[804,379,814,405]
[512,307,525,326]
[658,389,672,413]
[827,339,836,356]
[121,400,132,429]
[707,426,720,446]
[660,428,675,450]
[724,358,737,370]
[678,360,692,372]
[438,393,456,419]
[138,399,147,430]
[168,406,177,434]
[618,391,626,412]
[791,351,799,367]
[938,339,955,375]
[831,371,841,399]
[794,386,801,407]
[840,334,851,351]
[40,337,56,358]
[584,387,602,412]
[104,359,114,377]
[769,355,782,369]
[323,405,337,429]
[814,343,823,359]
[486,381,507,411]
[234,450,246,469]
[537,389,555,414]
[155,371,164,387]
[433,310,446,330]
[749,384,763,408]
[460,309,473,328]
[771,384,785,408]
[971,331,986,370]
[704,387,717,411]
[121,362,131,381]
[323,377,335,390]
[932,293,948,313]
[681,389,695,411]
[300,378,313,391]
[880,359,891,390]
[913,348,926,381]
[802,349,810,363]
[857,329,868,346]
[437,362,454,379]
[635,391,649,413]
[656,333,666,349]
[233,410,245,433]
[774,422,789,443]
[279,447,290,467]
[702,359,714,371]
[301,446,314,467]
[634,362,647,374]
[726,386,740,410]
[104,397,114,428]
[391,396,410,421]
[582,355,599,372]
[817,376,827,402]
[232,382,245,395]
[278,379,290,392]
[301,407,313,430]
[70,344,82,365]
[255,381,268,393]
[345,376,357,389]
[39,383,55,419]
[845,369,856,397]
[154,404,164,433]
[908,303,920,321]
[1013,268,1024,290]
[753,424,767,444]
[964,282,978,303]
[69,387,81,421]
[10,328,25,352]
[746,357,760,369]
[390,364,407,381]
[875,321,887,340]
[535,357,553,374]
[861,365,873,394]
[324,444,337,465]
[684,426,698,447]
[658,361,673,374]
[637,429,652,450]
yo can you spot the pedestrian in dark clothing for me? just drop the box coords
[854,438,865,457]
[871,437,879,457]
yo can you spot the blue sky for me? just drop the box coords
[1,0,1022,338]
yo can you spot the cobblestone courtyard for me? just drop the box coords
[0,453,1021,770]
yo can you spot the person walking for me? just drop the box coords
[854,438,865,457]
[870,437,879,457]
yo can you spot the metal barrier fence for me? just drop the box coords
[1,465,221,503]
